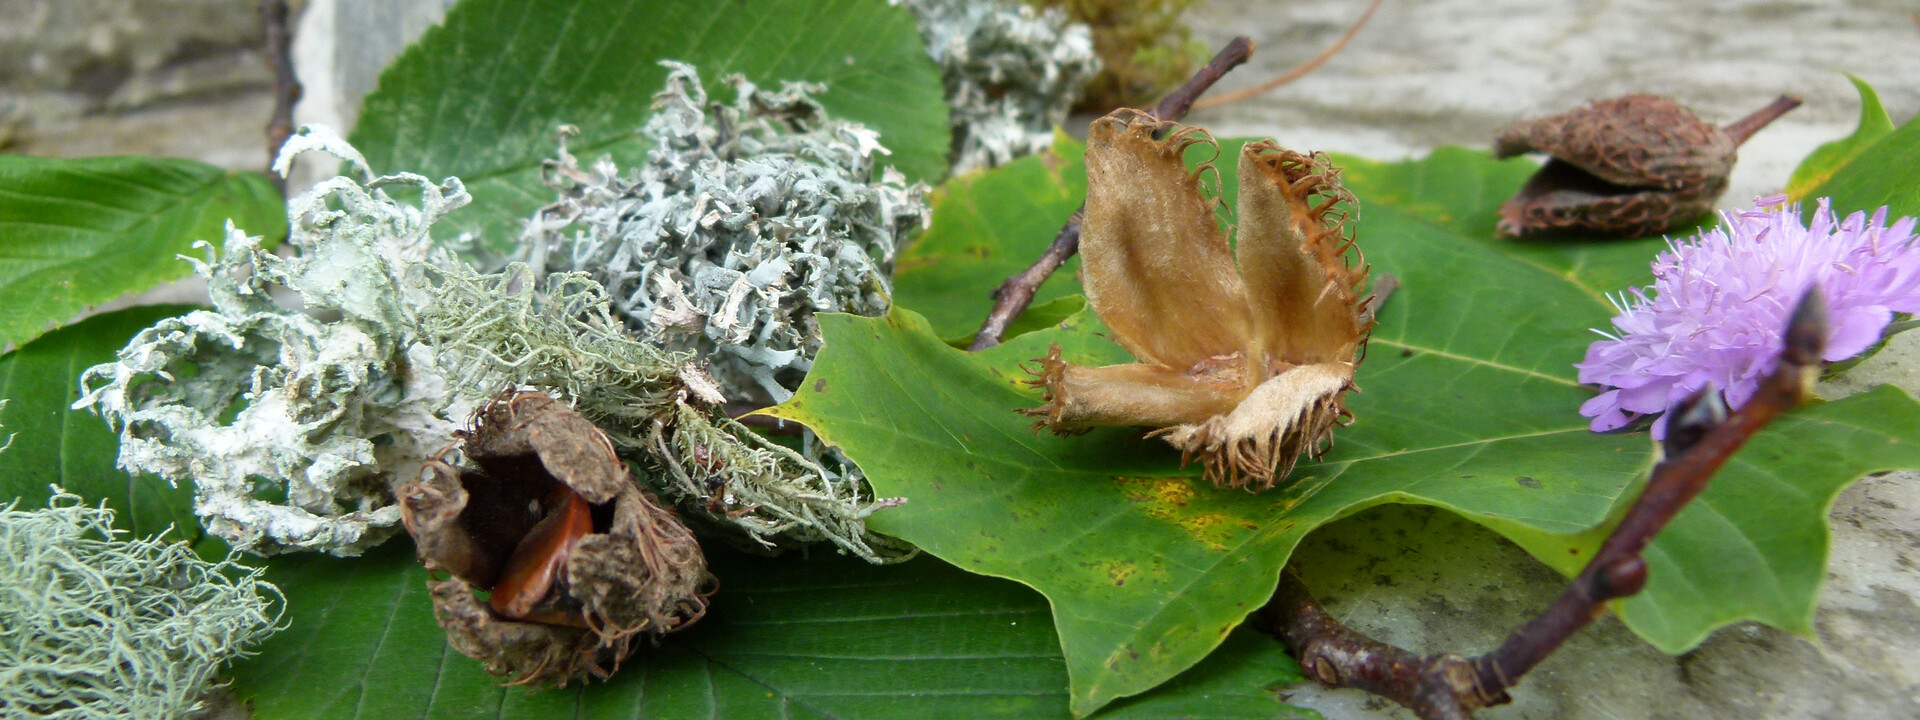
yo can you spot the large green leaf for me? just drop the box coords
[228,539,1310,719]
[0,305,201,541]
[0,156,284,351]
[351,0,948,253]
[762,142,1920,713]
[1788,75,1896,202]
[1803,77,1920,218]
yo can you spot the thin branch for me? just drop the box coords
[1193,0,1386,111]
[1264,288,1828,719]
[261,0,302,196]
[1722,94,1802,146]
[967,37,1255,351]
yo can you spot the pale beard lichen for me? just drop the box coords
[75,136,475,556]
[900,0,1101,174]
[0,490,281,718]
[1022,110,1374,490]
[80,121,912,562]
[415,262,915,562]
[527,62,929,406]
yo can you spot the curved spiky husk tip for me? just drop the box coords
[1153,362,1355,491]
[1018,343,1083,435]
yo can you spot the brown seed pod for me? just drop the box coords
[1021,109,1373,491]
[1493,94,1799,238]
[399,390,714,686]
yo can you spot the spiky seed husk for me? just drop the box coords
[400,391,714,686]
[1023,109,1372,491]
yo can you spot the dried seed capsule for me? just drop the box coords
[1494,94,1798,238]
[1022,109,1374,491]
[400,391,714,686]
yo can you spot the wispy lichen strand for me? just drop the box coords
[0,490,281,719]
[416,262,914,561]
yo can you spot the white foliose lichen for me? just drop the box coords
[0,489,281,719]
[901,0,1100,174]
[527,61,929,404]
[75,127,476,556]
[79,124,912,562]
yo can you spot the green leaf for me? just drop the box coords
[0,305,201,541]
[896,132,1087,341]
[228,539,1311,719]
[1802,79,1920,218]
[1491,385,1920,651]
[1787,75,1896,201]
[0,156,285,351]
[764,146,1920,712]
[352,0,949,254]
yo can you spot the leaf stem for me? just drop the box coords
[1264,288,1827,719]
[968,37,1255,351]
[1723,94,1802,147]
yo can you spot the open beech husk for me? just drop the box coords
[1493,95,1734,238]
[400,391,714,686]
[1022,109,1373,491]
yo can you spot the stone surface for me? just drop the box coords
[0,0,274,126]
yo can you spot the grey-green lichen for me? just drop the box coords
[0,489,281,719]
[902,0,1099,174]
[75,127,475,556]
[79,120,911,562]
[416,262,913,561]
[528,62,928,405]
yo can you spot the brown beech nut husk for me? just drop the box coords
[400,390,714,686]
[1493,94,1799,238]
[1022,109,1374,491]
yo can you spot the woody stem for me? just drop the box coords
[1263,288,1826,719]
[967,36,1256,352]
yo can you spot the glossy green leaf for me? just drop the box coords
[1803,79,1920,218]
[1787,75,1896,201]
[352,0,948,254]
[0,305,201,541]
[0,155,284,351]
[895,132,1087,341]
[764,145,1920,712]
[228,539,1310,720]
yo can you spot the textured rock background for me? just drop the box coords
[2,1,1916,718]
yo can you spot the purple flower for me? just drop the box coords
[1577,196,1920,438]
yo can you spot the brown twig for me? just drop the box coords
[1192,0,1386,111]
[967,37,1255,351]
[261,0,302,196]
[1722,94,1802,146]
[1264,288,1828,719]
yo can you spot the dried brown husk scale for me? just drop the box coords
[1494,95,1734,237]
[1024,109,1372,491]
[400,391,714,687]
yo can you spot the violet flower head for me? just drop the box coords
[1578,196,1920,438]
